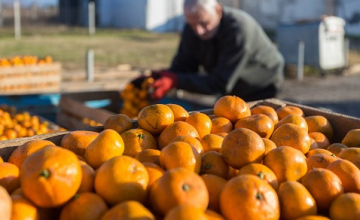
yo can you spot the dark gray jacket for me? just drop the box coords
[170,6,284,100]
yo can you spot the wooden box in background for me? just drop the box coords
[0,62,62,95]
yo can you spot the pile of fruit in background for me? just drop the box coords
[0,104,64,140]
[0,55,61,94]
[0,55,53,67]
[1,95,360,219]
[120,76,154,119]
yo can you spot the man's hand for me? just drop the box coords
[149,70,178,101]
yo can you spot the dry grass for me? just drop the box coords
[0,27,180,71]
[0,26,359,74]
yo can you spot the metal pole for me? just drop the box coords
[0,0,3,27]
[14,0,21,40]
[86,49,94,82]
[344,37,350,68]
[297,41,305,81]
[88,1,95,36]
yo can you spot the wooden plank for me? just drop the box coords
[56,111,93,130]
[60,80,130,93]
[0,62,61,75]
[0,85,60,95]
[0,74,61,85]
[58,96,116,124]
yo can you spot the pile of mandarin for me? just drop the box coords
[120,77,154,119]
[0,105,62,140]
[0,95,360,220]
[0,55,53,67]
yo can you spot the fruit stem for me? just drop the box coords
[39,169,50,179]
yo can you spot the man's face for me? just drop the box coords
[184,5,221,40]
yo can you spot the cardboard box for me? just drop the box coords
[1,98,360,162]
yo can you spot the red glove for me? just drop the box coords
[149,70,178,100]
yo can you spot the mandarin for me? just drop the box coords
[221,128,265,169]
[301,168,344,211]
[213,95,251,123]
[220,174,280,220]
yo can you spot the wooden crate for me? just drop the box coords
[56,91,122,130]
[0,62,62,95]
[2,98,360,162]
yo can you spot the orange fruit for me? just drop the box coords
[200,151,229,179]
[20,146,82,208]
[8,139,55,169]
[263,146,307,183]
[329,193,360,220]
[166,103,189,121]
[200,134,224,153]
[238,163,279,190]
[170,135,204,155]
[164,205,208,220]
[308,132,330,149]
[327,159,360,193]
[251,105,279,124]
[306,154,338,171]
[135,149,161,166]
[205,209,226,220]
[305,115,334,141]
[306,148,334,158]
[271,123,311,154]
[101,200,155,220]
[143,162,164,188]
[294,216,330,220]
[338,147,360,169]
[185,112,212,138]
[94,155,149,205]
[59,192,108,220]
[309,138,320,150]
[200,174,227,212]
[274,114,308,132]
[103,114,132,134]
[276,105,304,120]
[10,194,39,220]
[235,114,274,138]
[121,128,158,158]
[220,174,280,220]
[158,121,199,149]
[138,104,174,135]
[213,95,251,123]
[227,167,239,179]
[0,156,3,163]
[262,138,277,155]
[221,128,265,169]
[301,168,344,211]
[210,117,233,134]
[0,185,11,220]
[84,129,125,169]
[11,188,22,197]
[0,162,20,193]
[60,131,99,157]
[149,167,209,215]
[77,161,95,193]
[342,129,360,147]
[278,181,317,220]
[327,143,348,157]
[160,141,201,173]
[216,132,228,138]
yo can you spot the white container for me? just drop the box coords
[277,16,346,70]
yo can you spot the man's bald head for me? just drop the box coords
[184,0,218,16]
